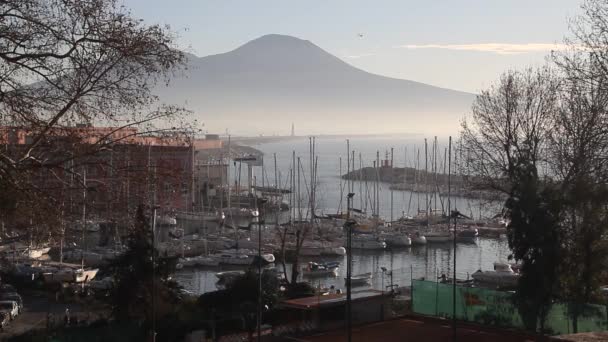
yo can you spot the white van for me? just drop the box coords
[0,301,19,320]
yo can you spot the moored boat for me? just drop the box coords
[425,231,452,243]
[27,247,51,259]
[215,270,245,289]
[302,261,339,277]
[177,255,220,268]
[456,228,479,243]
[381,232,412,247]
[350,234,386,250]
[471,262,520,287]
[346,272,372,287]
[411,232,427,245]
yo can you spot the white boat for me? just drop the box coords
[177,256,220,268]
[63,248,122,266]
[175,211,225,223]
[425,232,452,243]
[223,208,259,219]
[156,215,177,226]
[300,246,323,256]
[350,235,386,250]
[381,233,412,247]
[27,247,51,259]
[346,272,373,287]
[75,268,98,283]
[300,240,346,256]
[301,261,339,277]
[411,232,427,245]
[42,267,98,283]
[321,246,346,256]
[457,228,479,243]
[261,253,275,263]
[212,249,253,266]
[471,263,520,286]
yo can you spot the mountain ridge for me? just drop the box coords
[157,34,475,135]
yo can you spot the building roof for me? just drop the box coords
[282,289,386,310]
[300,316,545,342]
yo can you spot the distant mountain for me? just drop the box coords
[159,34,474,135]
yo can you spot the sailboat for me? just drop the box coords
[346,272,372,286]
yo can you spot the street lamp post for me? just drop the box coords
[345,192,355,342]
[257,197,267,342]
[151,205,160,342]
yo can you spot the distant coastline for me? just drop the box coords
[227,132,426,145]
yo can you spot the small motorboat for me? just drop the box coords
[471,262,520,287]
[411,232,427,245]
[302,261,339,277]
[346,272,372,287]
[457,228,478,243]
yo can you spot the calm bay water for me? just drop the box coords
[175,238,511,294]
[175,136,511,294]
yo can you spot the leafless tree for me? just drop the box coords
[550,0,608,329]
[0,0,192,224]
[460,67,560,193]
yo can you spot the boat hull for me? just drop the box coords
[425,235,452,243]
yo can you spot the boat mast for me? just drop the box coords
[376,150,380,219]
[359,153,363,210]
[291,151,296,224]
[338,157,343,215]
[81,166,87,270]
[297,157,302,223]
[372,160,376,216]
[425,138,429,229]
[390,147,394,223]
[346,139,350,196]
[226,135,231,220]
[433,136,438,214]
[416,149,420,214]
[351,150,355,199]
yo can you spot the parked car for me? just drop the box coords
[0,312,8,330]
[0,284,15,293]
[0,293,22,313]
[0,301,18,320]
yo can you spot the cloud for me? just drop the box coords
[343,52,377,59]
[394,43,570,55]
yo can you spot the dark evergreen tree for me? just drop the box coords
[107,204,181,325]
[505,151,562,332]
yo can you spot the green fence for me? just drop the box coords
[412,280,608,335]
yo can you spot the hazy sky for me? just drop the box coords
[123,0,581,93]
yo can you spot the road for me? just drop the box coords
[0,290,108,339]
